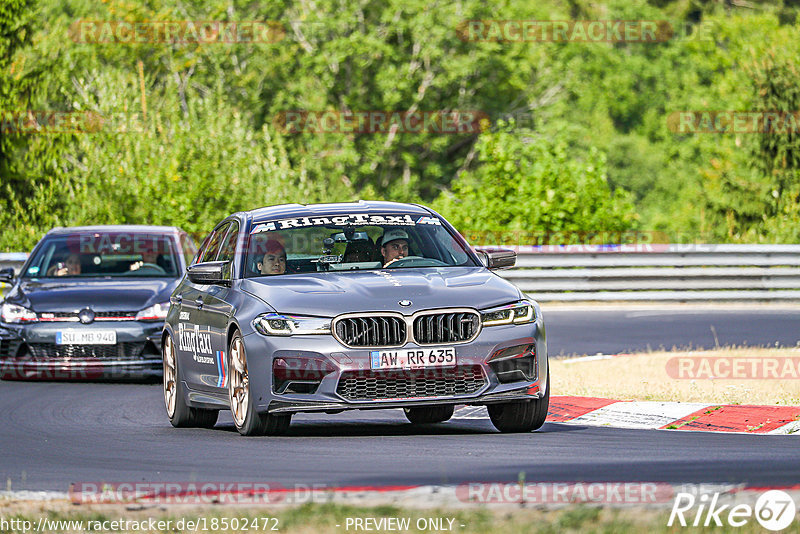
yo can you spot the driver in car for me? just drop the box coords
[130,246,161,272]
[380,229,410,268]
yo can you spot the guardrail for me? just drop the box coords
[2,245,799,302]
[499,244,800,301]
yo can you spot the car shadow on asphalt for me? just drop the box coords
[211,420,579,437]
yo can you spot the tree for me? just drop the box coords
[432,122,638,245]
[749,52,800,241]
[0,0,38,225]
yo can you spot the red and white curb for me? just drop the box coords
[453,396,800,434]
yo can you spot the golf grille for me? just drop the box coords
[336,365,486,400]
[27,342,147,360]
[95,311,137,320]
[413,311,480,344]
[334,316,406,347]
[37,311,137,322]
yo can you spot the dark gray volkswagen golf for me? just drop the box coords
[0,226,197,380]
[163,201,548,435]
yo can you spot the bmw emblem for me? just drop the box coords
[78,308,95,324]
[399,300,412,307]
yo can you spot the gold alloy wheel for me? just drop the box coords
[228,336,249,427]
[162,335,177,418]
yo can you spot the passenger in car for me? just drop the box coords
[258,240,287,275]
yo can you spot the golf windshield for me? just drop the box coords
[24,232,181,278]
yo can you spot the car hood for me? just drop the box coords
[240,267,522,316]
[10,278,177,313]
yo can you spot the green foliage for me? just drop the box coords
[0,0,37,212]
[749,52,800,242]
[0,0,36,107]
[1,0,799,250]
[432,123,638,244]
[0,69,354,249]
[689,14,800,243]
[69,76,352,236]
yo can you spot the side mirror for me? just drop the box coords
[186,261,230,285]
[475,248,516,270]
[0,267,14,283]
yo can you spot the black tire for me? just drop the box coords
[403,405,455,424]
[488,371,550,433]
[228,332,291,436]
[163,333,219,429]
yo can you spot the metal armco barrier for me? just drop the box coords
[498,244,800,301]
[2,245,800,302]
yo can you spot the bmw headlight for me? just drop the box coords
[254,313,331,336]
[136,302,170,321]
[1,303,38,324]
[481,300,536,326]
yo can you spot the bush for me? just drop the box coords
[432,123,638,245]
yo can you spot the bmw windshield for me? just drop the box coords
[245,213,478,277]
[23,232,181,278]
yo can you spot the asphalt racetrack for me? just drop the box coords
[2,381,800,491]
[546,307,800,356]
[1,307,799,492]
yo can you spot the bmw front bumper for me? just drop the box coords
[234,320,548,415]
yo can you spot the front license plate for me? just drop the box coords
[370,347,457,370]
[56,330,117,345]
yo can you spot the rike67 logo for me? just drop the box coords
[668,490,796,531]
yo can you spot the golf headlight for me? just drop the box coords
[254,313,331,336]
[481,300,536,326]
[136,302,170,321]
[1,303,38,324]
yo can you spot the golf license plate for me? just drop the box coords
[370,347,456,370]
[56,330,117,345]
